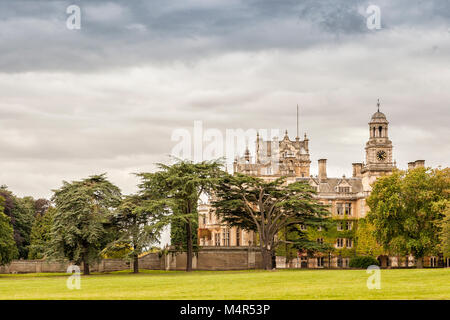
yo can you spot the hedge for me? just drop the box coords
[349,256,380,269]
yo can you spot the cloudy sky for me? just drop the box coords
[1,0,449,200]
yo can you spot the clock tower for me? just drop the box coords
[361,100,396,191]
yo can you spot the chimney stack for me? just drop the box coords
[318,159,327,181]
[352,163,363,178]
[414,160,425,168]
[408,162,415,170]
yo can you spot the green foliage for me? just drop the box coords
[349,256,380,269]
[105,194,164,271]
[170,213,199,251]
[49,174,122,273]
[355,218,385,257]
[28,207,55,260]
[0,187,35,259]
[137,159,224,271]
[213,173,331,269]
[367,167,450,264]
[438,200,450,258]
[0,196,18,265]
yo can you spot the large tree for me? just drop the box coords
[354,218,385,258]
[28,207,55,260]
[0,186,35,259]
[137,159,223,271]
[50,174,122,275]
[0,196,18,265]
[367,167,449,268]
[106,194,164,273]
[212,173,331,270]
[439,201,450,258]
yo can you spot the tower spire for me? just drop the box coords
[377,98,380,112]
[296,104,299,139]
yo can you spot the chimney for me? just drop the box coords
[414,160,425,168]
[408,162,416,170]
[352,163,363,178]
[318,159,327,181]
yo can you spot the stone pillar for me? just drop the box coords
[318,159,327,181]
[352,163,363,177]
[414,160,425,168]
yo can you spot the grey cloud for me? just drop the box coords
[0,1,449,199]
[1,0,449,72]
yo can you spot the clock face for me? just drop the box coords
[376,150,387,161]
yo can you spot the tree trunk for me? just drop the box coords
[416,257,424,268]
[186,219,193,272]
[133,254,139,273]
[83,260,90,275]
[261,248,272,270]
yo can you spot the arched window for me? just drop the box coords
[373,127,376,137]
[379,126,383,137]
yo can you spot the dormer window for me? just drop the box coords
[338,187,350,193]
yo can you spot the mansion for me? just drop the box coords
[197,105,430,268]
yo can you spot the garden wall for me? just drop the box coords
[0,247,263,273]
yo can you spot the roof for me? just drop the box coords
[370,111,388,123]
[297,177,364,194]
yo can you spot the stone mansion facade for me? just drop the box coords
[197,105,432,268]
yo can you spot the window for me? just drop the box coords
[430,257,437,267]
[214,233,220,246]
[316,238,323,245]
[337,222,343,231]
[317,257,324,267]
[311,186,318,192]
[209,212,212,223]
[202,215,206,225]
[222,229,230,246]
[343,258,349,268]
[317,226,322,231]
[236,229,240,246]
[338,187,350,193]
[337,256,349,268]
[346,221,353,230]
[300,224,307,231]
[344,203,352,215]
[336,238,344,248]
[336,203,344,215]
[345,238,353,248]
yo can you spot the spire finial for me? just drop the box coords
[296,104,299,139]
[377,98,380,112]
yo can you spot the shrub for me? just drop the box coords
[349,256,380,269]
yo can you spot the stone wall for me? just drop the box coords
[0,248,263,273]
[0,259,131,274]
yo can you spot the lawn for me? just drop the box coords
[0,268,448,300]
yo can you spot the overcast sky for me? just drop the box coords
[1,0,449,200]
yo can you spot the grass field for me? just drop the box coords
[1,268,449,300]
